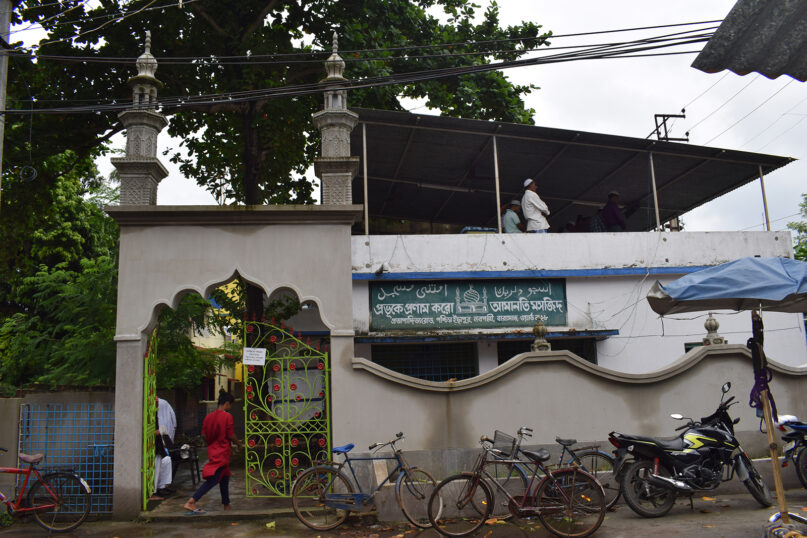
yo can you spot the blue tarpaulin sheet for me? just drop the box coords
[647,257,807,315]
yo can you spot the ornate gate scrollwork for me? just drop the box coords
[141,327,158,510]
[244,321,330,497]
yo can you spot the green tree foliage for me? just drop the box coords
[788,194,807,261]
[12,0,548,205]
[0,257,118,394]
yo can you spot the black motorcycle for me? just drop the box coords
[608,382,772,518]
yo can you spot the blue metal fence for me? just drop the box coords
[18,403,114,514]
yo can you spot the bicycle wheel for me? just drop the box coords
[291,466,353,531]
[573,451,620,509]
[795,446,807,490]
[429,474,493,537]
[396,467,438,528]
[28,472,90,533]
[479,459,529,519]
[535,468,605,538]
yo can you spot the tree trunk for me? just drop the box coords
[241,103,267,323]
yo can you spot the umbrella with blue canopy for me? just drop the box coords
[646,256,807,525]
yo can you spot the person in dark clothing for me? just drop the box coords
[601,191,627,231]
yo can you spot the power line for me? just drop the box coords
[740,93,807,149]
[686,74,758,133]
[6,30,713,68]
[1,37,712,115]
[757,115,807,152]
[703,79,794,145]
[7,22,716,64]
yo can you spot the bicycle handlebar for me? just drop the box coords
[369,433,405,451]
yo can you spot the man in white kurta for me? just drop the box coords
[153,398,177,497]
[521,178,550,232]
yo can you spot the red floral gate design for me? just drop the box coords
[243,321,330,497]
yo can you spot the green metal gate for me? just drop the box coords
[243,321,331,497]
[141,327,158,510]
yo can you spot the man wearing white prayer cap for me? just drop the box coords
[520,178,550,233]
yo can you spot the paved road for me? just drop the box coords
[3,488,807,537]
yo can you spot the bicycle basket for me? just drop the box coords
[492,430,517,457]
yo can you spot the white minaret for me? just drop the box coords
[312,32,359,205]
[112,31,169,205]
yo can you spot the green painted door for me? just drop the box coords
[243,322,331,497]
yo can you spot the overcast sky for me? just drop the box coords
[110,1,806,234]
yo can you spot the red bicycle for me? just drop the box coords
[0,447,91,532]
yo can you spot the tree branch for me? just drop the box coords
[241,0,282,45]
[191,4,228,37]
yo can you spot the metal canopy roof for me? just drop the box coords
[692,0,807,82]
[350,107,794,232]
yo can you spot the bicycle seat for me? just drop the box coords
[18,453,44,464]
[331,443,354,454]
[555,437,577,447]
[522,449,551,463]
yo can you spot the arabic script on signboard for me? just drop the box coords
[370,279,566,330]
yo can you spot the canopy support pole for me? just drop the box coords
[762,387,789,522]
[649,152,661,230]
[758,165,771,231]
[363,123,369,235]
[493,135,502,234]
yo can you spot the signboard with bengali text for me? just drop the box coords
[370,279,566,331]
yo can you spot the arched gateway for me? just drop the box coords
[107,33,360,517]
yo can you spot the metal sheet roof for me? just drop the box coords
[349,107,794,232]
[692,0,807,81]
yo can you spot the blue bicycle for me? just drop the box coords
[291,432,440,531]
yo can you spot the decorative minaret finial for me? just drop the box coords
[313,31,359,205]
[531,319,551,351]
[324,30,346,83]
[702,313,725,345]
[111,30,168,205]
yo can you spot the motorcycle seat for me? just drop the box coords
[555,437,577,447]
[627,434,685,451]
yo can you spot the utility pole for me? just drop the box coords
[653,111,688,142]
[0,0,10,212]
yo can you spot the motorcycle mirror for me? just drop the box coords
[670,413,684,420]
[722,382,731,393]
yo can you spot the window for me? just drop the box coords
[497,339,598,365]
[371,342,478,382]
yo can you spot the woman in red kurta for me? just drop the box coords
[183,390,243,514]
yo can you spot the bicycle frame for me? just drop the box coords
[476,449,580,517]
[0,464,57,515]
[323,449,409,511]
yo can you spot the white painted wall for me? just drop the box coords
[351,231,807,373]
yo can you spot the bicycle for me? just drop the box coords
[291,432,441,531]
[0,447,91,533]
[428,437,605,537]
[481,428,619,516]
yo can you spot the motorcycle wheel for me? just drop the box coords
[795,446,807,490]
[739,453,772,507]
[620,459,676,518]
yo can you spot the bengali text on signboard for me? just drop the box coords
[370,279,566,331]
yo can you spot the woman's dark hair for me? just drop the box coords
[218,389,235,406]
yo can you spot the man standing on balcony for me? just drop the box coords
[602,191,627,232]
[502,199,524,233]
[521,178,550,233]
